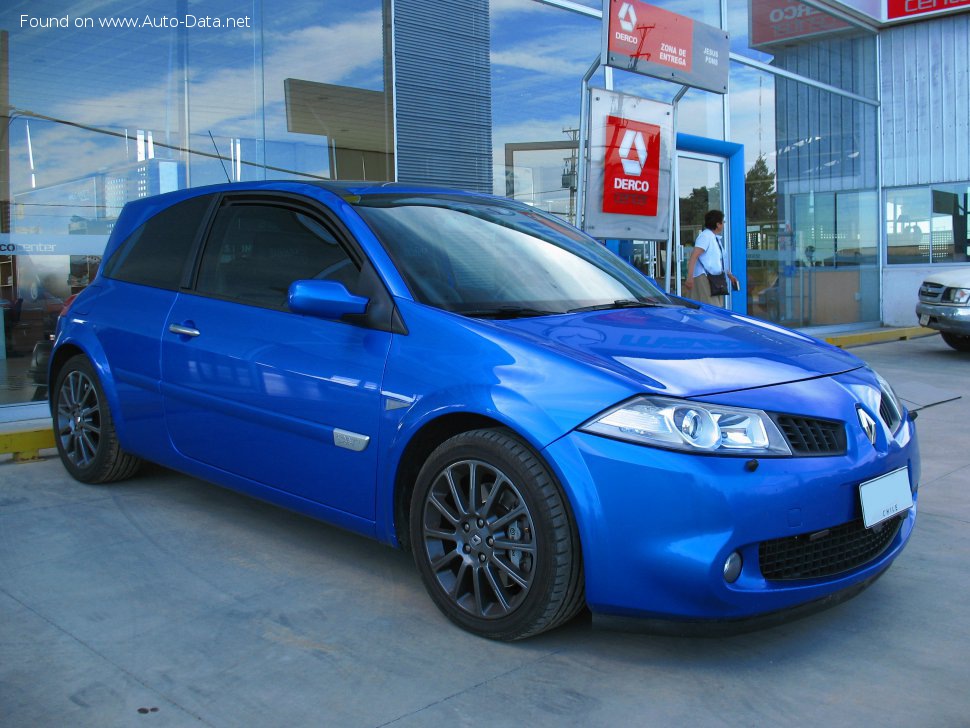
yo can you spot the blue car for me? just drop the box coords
[50,181,918,640]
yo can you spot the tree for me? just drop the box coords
[745,154,777,226]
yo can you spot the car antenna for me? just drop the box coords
[208,131,232,183]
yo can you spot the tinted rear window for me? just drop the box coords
[104,195,211,290]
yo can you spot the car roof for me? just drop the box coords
[103,180,515,265]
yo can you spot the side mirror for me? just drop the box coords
[288,280,369,320]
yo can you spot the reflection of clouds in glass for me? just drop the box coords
[5,4,385,188]
[262,11,384,94]
[491,0,718,25]
[729,68,778,172]
[8,122,125,196]
[492,116,579,197]
[491,48,592,77]
[490,0,596,16]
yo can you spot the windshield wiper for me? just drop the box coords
[567,299,665,314]
[459,306,563,319]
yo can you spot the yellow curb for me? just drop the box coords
[825,326,937,349]
[0,428,56,463]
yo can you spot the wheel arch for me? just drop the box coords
[49,339,128,445]
[392,412,503,552]
[389,413,584,561]
[48,343,87,410]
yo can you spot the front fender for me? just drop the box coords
[372,300,641,545]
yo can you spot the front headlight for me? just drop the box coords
[579,395,792,455]
[944,287,970,304]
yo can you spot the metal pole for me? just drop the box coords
[576,56,601,232]
[667,85,688,295]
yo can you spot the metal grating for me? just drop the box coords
[882,14,970,187]
[393,0,493,193]
[775,416,847,456]
[879,393,902,433]
[760,515,903,581]
[919,281,945,303]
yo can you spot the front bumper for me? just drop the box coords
[543,416,919,622]
[916,301,970,335]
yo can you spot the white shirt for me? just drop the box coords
[693,228,724,277]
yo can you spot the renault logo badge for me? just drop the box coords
[858,408,877,446]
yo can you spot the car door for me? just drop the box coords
[93,193,216,460]
[160,194,392,519]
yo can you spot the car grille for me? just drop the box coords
[879,392,902,432]
[774,415,846,455]
[759,515,903,581]
[918,281,945,303]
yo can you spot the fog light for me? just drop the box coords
[723,552,742,583]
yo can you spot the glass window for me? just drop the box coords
[104,195,212,290]
[263,0,392,182]
[355,195,669,314]
[196,203,360,308]
[887,184,970,265]
[0,1,389,405]
[726,0,877,100]
[491,0,600,221]
[732,64,879,327]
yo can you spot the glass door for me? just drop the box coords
[670,153,729,299]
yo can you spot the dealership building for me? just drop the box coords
[1,0,968,413]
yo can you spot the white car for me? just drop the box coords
[916,270,970,352]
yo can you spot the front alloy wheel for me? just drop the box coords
[421,458,537,619]
[410,429,584,640]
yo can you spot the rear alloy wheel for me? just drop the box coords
[941,332,970,352]
[53,355,142,484]
[410,429,583,640]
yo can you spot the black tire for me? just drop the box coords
[941,332,970,352]
[410,428,584,640]
[52,354,142,484]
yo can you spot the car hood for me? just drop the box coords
[487,305,863,398]
[923,269,970,288]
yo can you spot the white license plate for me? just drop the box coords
[919,314,929,326]
[859,467,913,528]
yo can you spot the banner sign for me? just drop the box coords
[603,0,729,94]
[583,90,673,240]
[749,0,853,48]
[0,234,108,256]
[602,116,662,216]
[887,0,970,19]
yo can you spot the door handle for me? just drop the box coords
[168,323,200,337]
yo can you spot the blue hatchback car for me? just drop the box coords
[50,181,918,640]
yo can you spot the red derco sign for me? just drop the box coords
[602,115,661,216]
[608,1,694,74]
[888,0,970,19]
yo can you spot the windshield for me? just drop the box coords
[353,195,671,317]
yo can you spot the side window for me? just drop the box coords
[104,195,211,290]
[195,203,360,309]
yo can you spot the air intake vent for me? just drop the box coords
[774,415,846,456]
[760,516,903,580]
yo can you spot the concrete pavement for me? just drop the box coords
[1,333,968,727]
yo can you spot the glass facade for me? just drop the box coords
[1,0,965,408]
[1,1,390,405]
